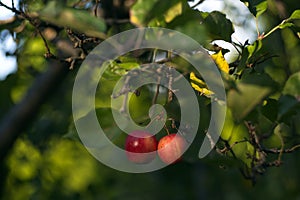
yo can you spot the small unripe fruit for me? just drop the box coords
[125,130,158,164]
[158,134,187,164]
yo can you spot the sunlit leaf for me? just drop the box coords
[39,1,106,39]
[7,138,41,181]
[278,10,300,30]
[190,72,214,97]
[220,109,235,141]
[190,82,214,97]
[288,10,300,20]
[278,22,294,29]
[247,40,262,58]
[255,1,268,17]
[130,0,183,26]
[164,2,182,23]
[211,50,230,73]
[190,72,206,86]
[227,123,256,167]
[130,0,159,26]
[240,0,268,17]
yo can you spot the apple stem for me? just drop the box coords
[164,124,170,135]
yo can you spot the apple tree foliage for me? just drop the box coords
[0,0,300,199]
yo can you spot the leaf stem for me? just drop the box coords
[261,19,287,39]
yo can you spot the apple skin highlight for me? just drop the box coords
[158,134,188,164]
[125,130,158,164]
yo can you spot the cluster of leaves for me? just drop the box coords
[0,1,300,197]
[121,0,300,184]
[188,2,300,183]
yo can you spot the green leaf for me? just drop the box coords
[69,108,124,148]
[235,48,250,76]
[166,10,208,44]
[262,133,282,149]
[228,124,255,167]
[130,0,186,26]
[278,95,299,120]
[261,98,278,122]
[240,0,268,17]
[274,123,292,139]
[145,0,183,24]
[39,2,106,39]
[95,77,121,108]
[130,0,158,26]
[292,112,300,136]
[220,109,260,167]
[278,22,294,29]
[234,40,262,76]
[288,10,300,20]
[247,40,262,58]
[282,71,300,98]
[128,85,167,123]
[228,73,276,121]
[255,1,268,17]
[202,11,234,42]
[280,10,300,30]
[167,10,234,44]
[220,109,235,141]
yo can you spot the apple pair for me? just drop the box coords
[125,130,187,164]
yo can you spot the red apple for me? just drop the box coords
[125,130,158,164]
[158,134,188,164]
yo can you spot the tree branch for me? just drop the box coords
[0,59,69,161]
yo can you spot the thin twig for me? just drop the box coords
[263,144,300,154]
[11,0,15,9]
[219,139,248,153]
[152,79,161,105]
[94,0,100,17]
[0,2,54,57]
[191,0,205,9]
[37,28,53,58]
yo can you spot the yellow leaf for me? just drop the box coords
[164,2,182,23]
[190,72,206,86]
[190,72,214,97]
[211,50,229,74]
[191,83,214,96]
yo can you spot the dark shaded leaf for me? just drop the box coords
[202,11,234,42]
[278,95,300,120]
[261,98,278,122]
